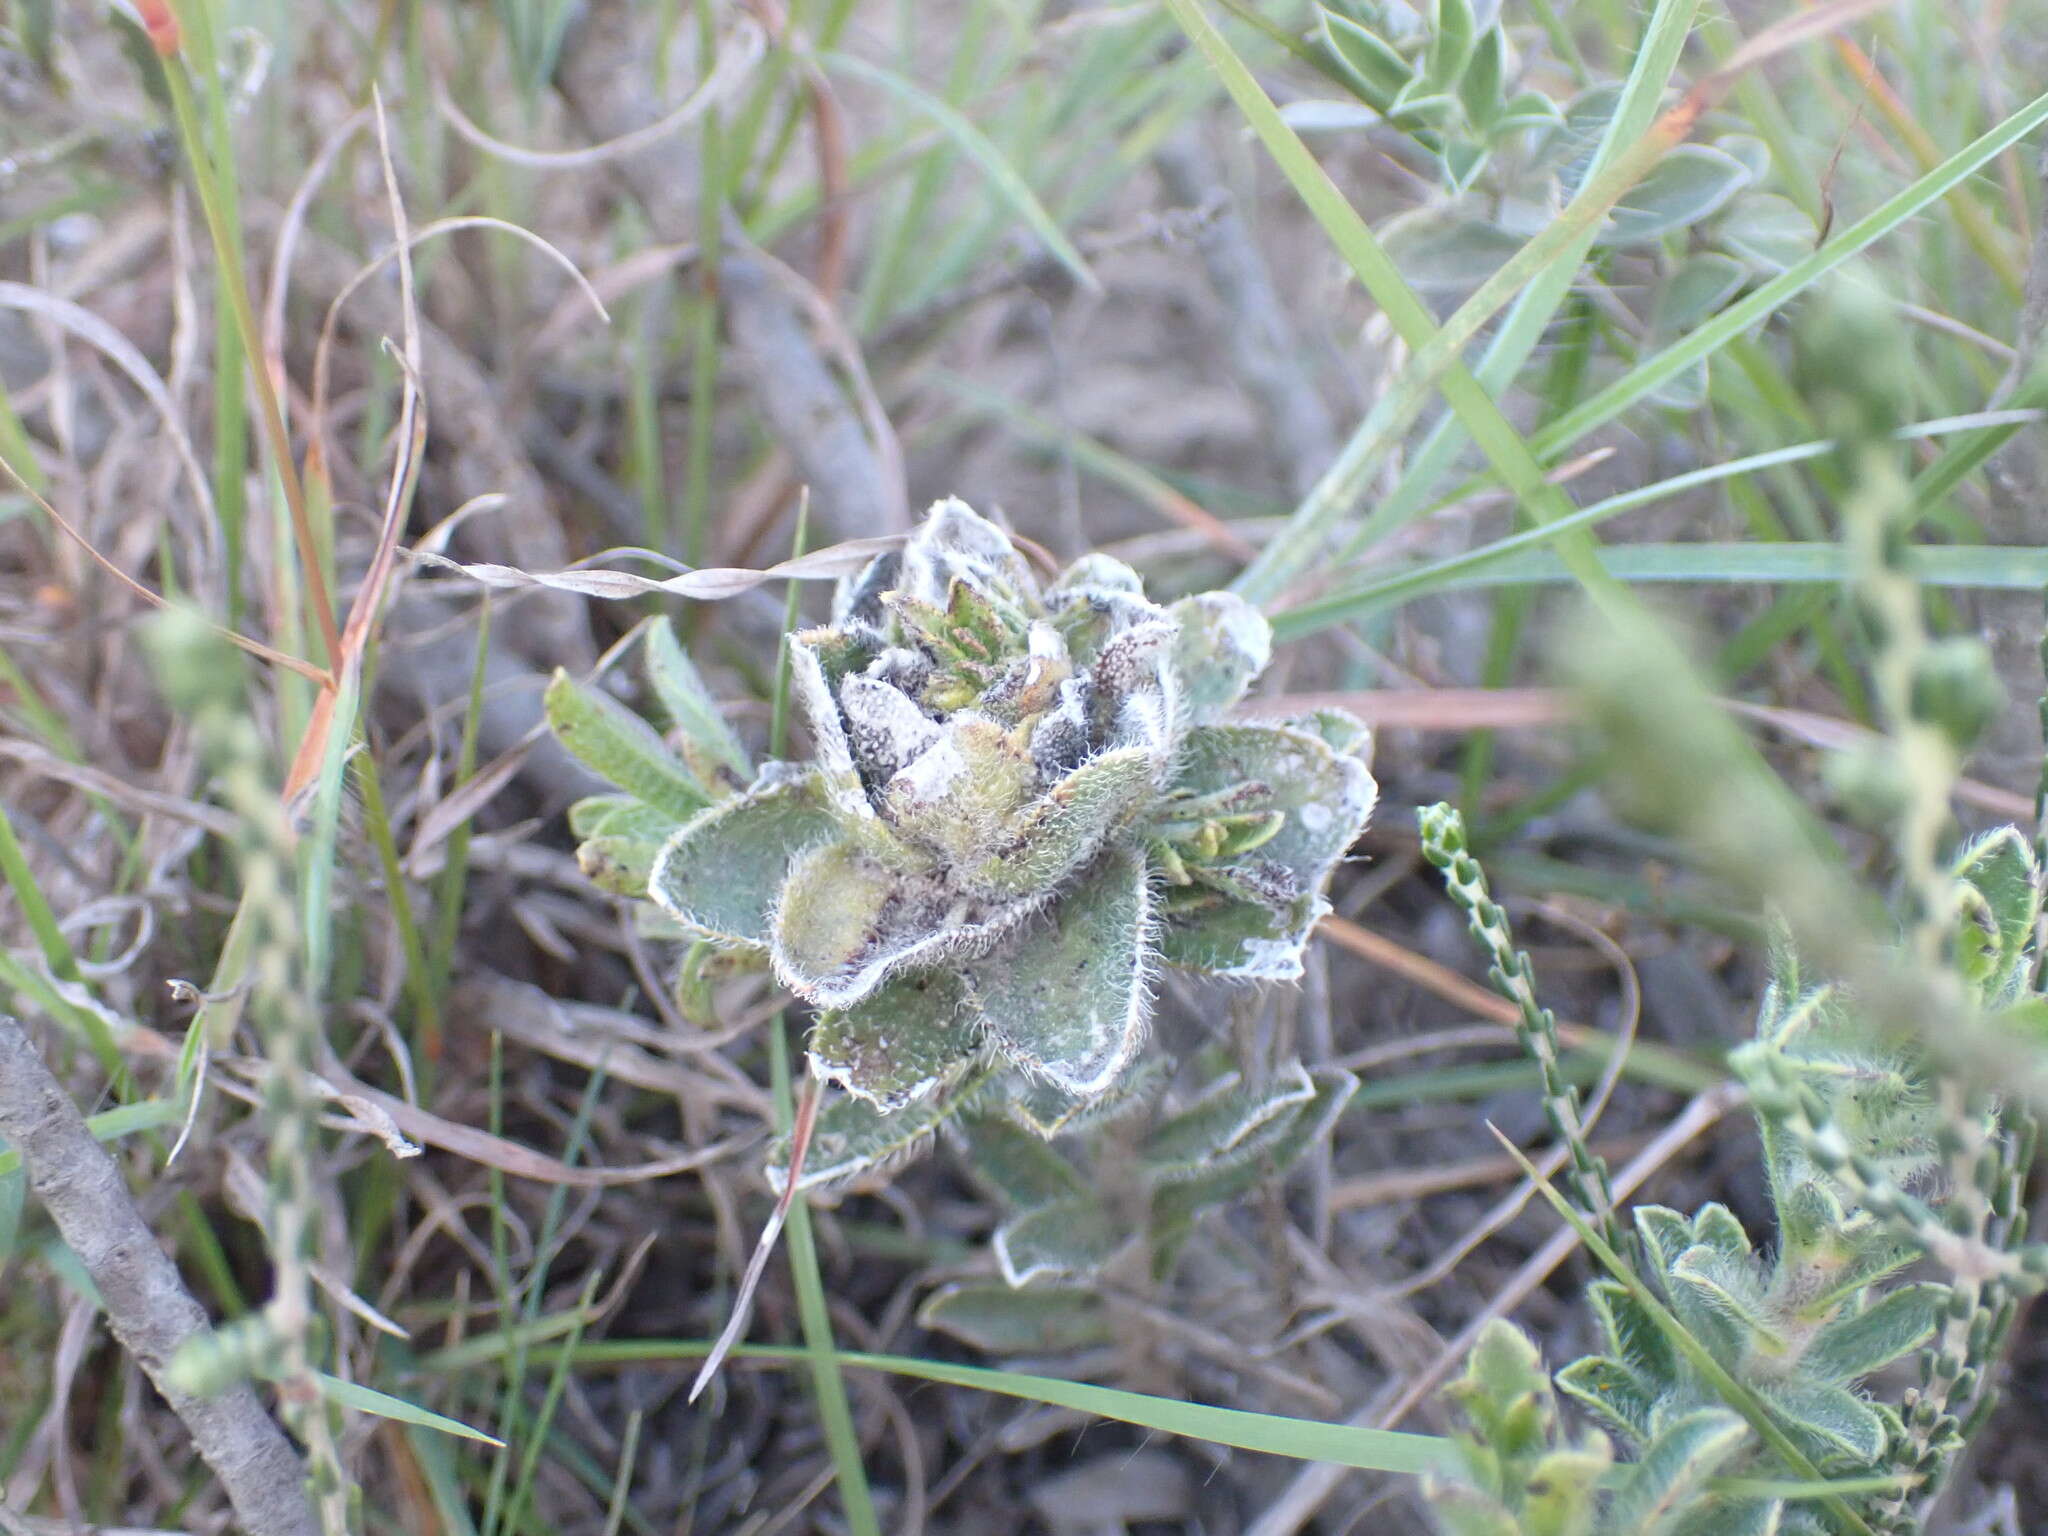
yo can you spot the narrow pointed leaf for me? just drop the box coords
[316,1374,504,1447]
[819,57,1101,295]
[917,1282,1113,1355]
[545,668,708,822]
[1604,1409,1749,1534]
[645,617,751,781]
[1805,1283,1945,1383]
[954,1113,1092,1207]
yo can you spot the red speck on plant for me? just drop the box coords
[138,0,181,57]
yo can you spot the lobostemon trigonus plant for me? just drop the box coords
[547,499,1375,1294]
[1417,936,1955,1536]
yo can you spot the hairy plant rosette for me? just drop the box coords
[642,501,1375,1125]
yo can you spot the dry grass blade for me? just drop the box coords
[309,1059,745,1187]
[433,20,766,169]
[689,1075,821,1402]
[262,107,369,407]
[0,282,218,550]
[307,214,610,476]
[0,453,327,684]
[408,534,904,600]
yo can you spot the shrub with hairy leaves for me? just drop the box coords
[547,500,1376,1305]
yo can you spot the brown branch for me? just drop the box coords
[0,1017,318,1536]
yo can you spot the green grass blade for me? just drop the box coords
[1530,86,2048,465]
[1365,0,1706,541]
[316,1373,505,1447]
[822,50,1102,296]
[0,1099,184,1179]
[414,1336,1458,1475]
[0,803,85,986]
[1280,541,2048,636]
[770,1022,880,1536]
[1163,0,1618,610]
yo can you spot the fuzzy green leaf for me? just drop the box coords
[807,968,984,1111]
[1679,1496,1781,1536]
[1389,88,1462,132]
[1804,1283,1945,1384]
[1654,253,1749,335]
[1444,1321,1556,1460]
[965,746,1157,898]
[1143,1063,1318,1179]
[1423,1486,1521,1536]
[649,769,837,947]
[1152,719,1373,978]
[1493,89,1563,135]
[1670,1243,1782,1353]
[1602,145,1753,246]
[1554,1354,1656,1443]
[788,627,882,822]
[1952,827,2041,1006]
[544,668,709,822]
[772,840,1036,1008]
[645,617,751,783]
[1717,192,1816,271]
[568,793,637,839]
[1156,888,1323,980]
[1760,1380,1888,1464]
[1442,141,1491,195]
[1387,217,1523,293]
[1149,1067,1357,1275]
[577,834,662,898]
[1604,1410,1750,1534]
[917,1282,1113,1355]
[1048,552,1146,600]
[1456,26,1504,132]
[954,1112,1091,1207]
[995,1196,1126,1284]
[973,847,1151,1096]
[1320,8,1410,111]
[768,1067,991,1195]
[1164,720,1375,890]
[1423,0,1476,91]
[1006,1057,1170,1137]
[572,796,683,844]
[1585,1276,1677,1388]
[1168,592,1272,724]
[1518,1447,1609,1536]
